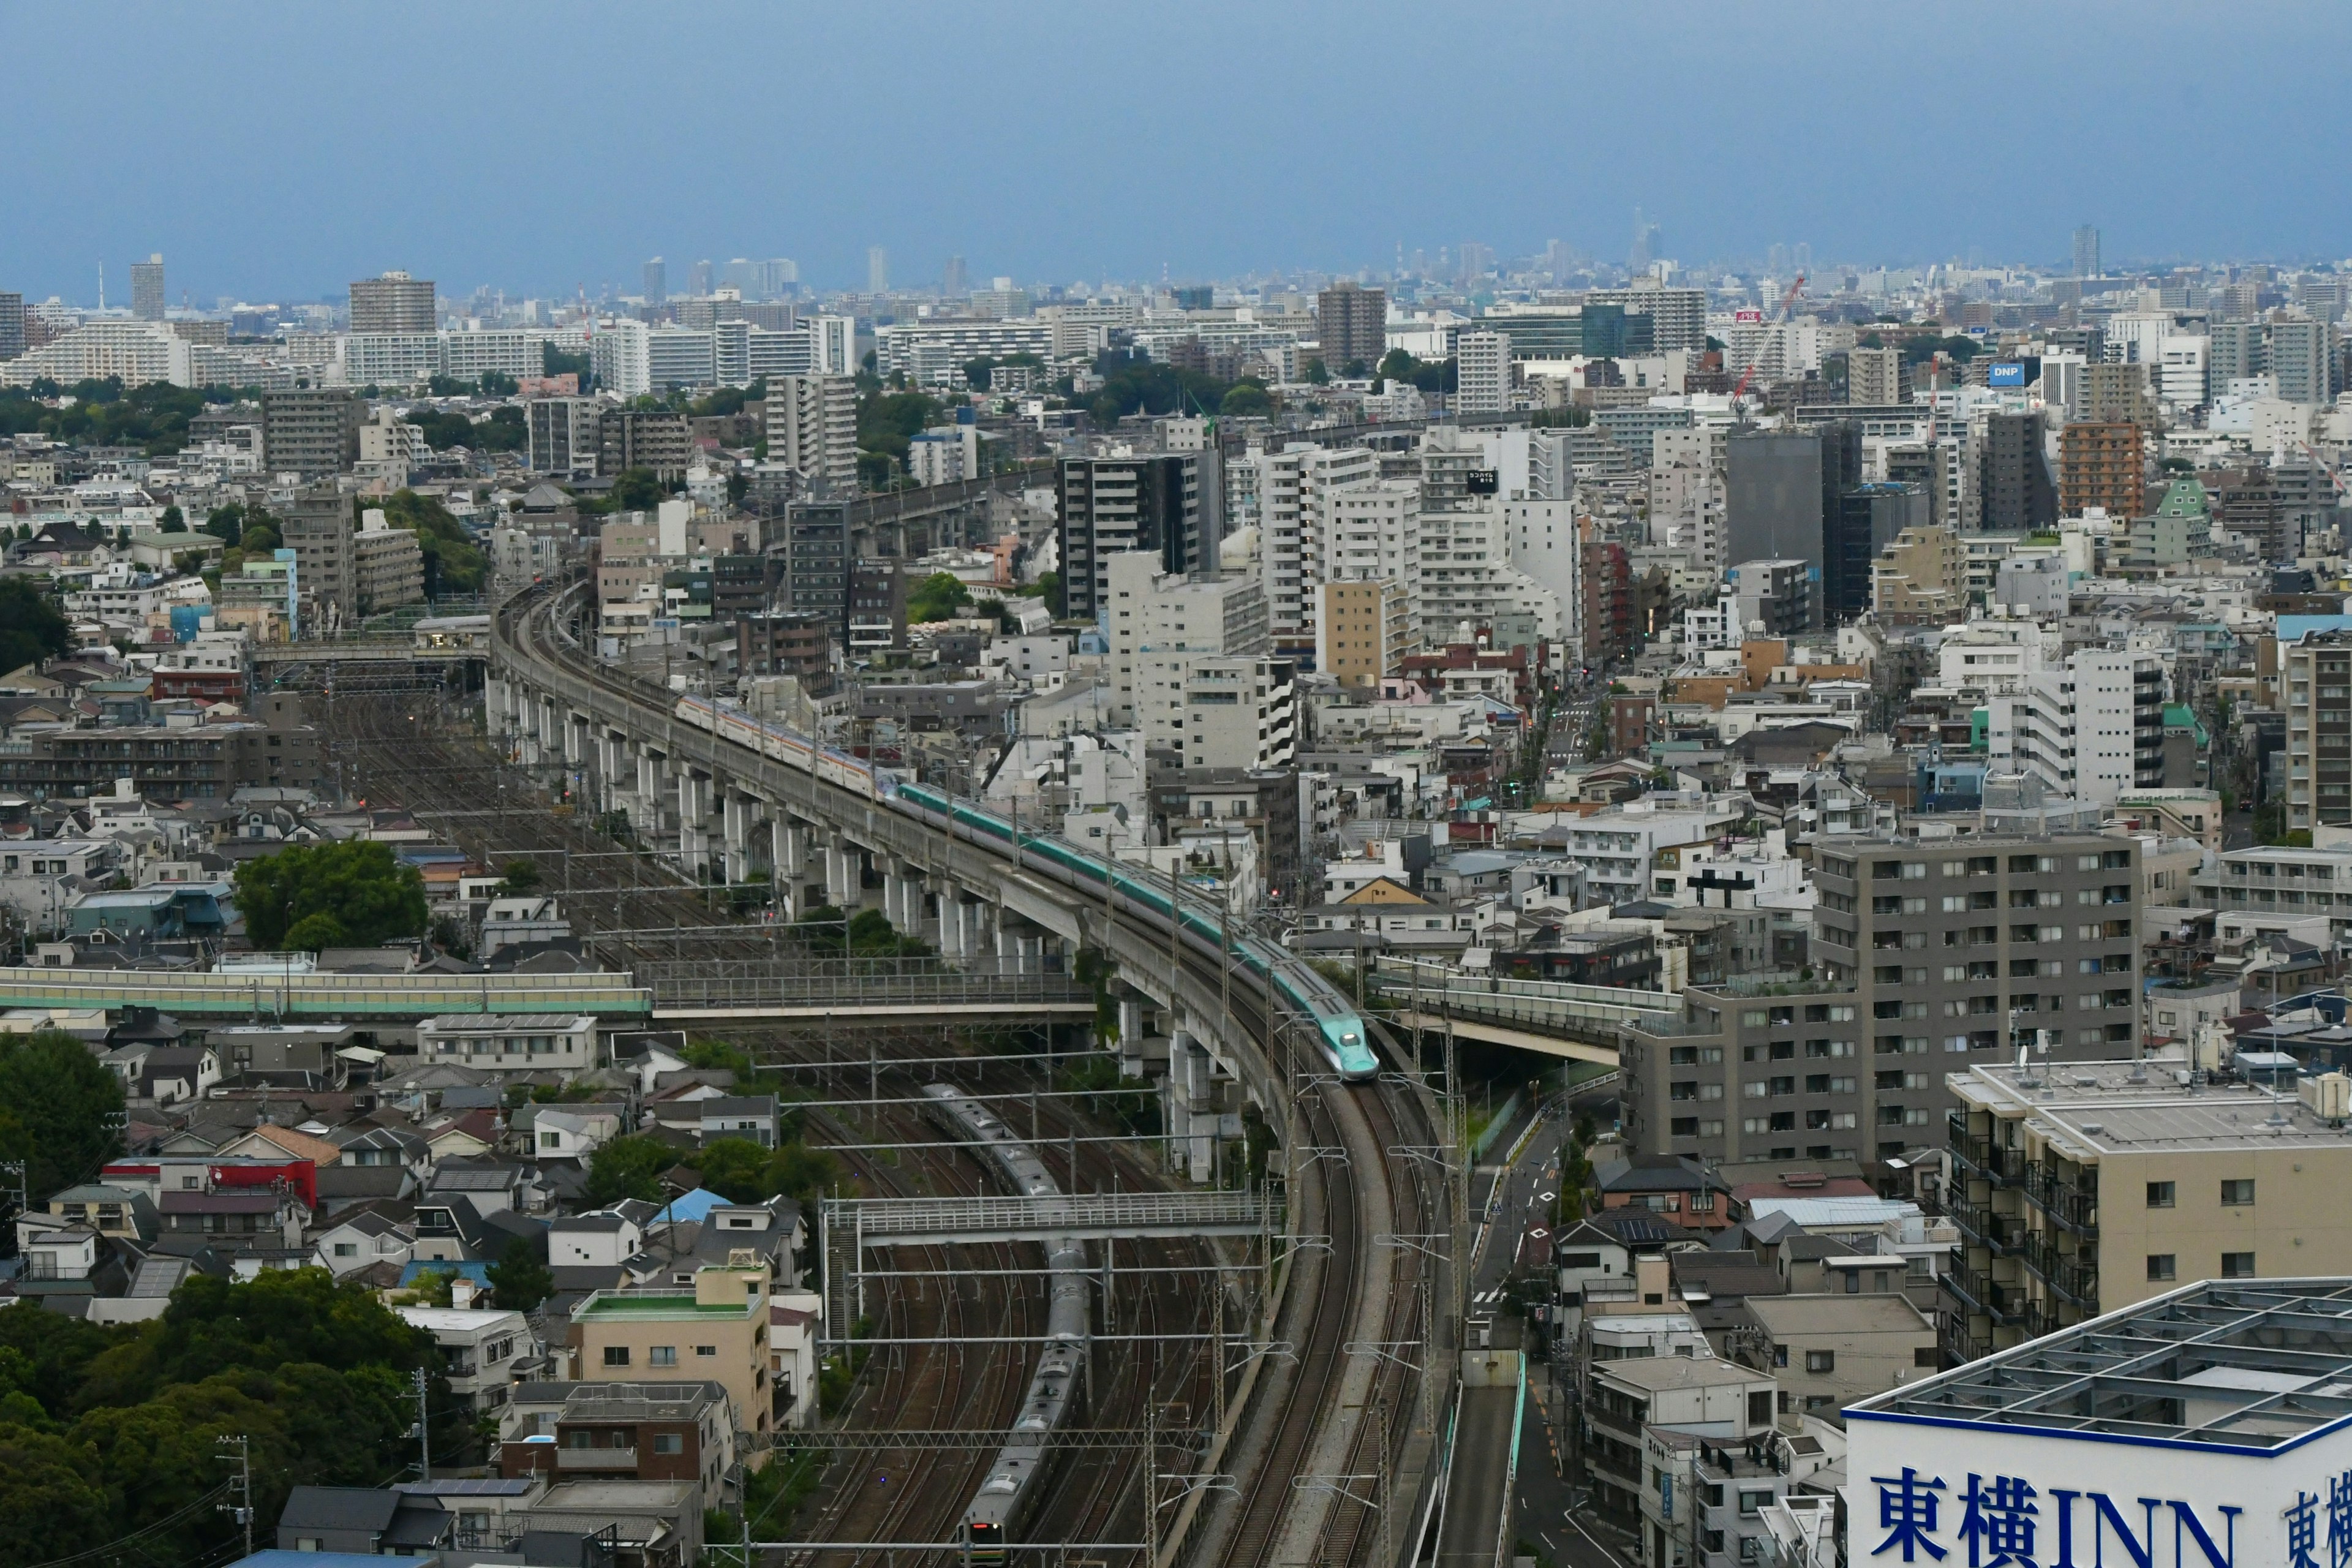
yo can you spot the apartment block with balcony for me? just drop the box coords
[2282,631,2352,829]
[1629,835,2143,1171]
[498,1380,736,1503]
[1943,1056,2352,1365]
[1642,1423,1848,1568]
[1588,1354,1776,1529]
[2190,840,2352,940]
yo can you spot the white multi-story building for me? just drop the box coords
[592,319,652,398]
[1174,655,1296,771]
[2157,334,2209,410]
[1105,551,1268,732]
[646,327,717,391]
[1505,497,1581,650]
[765,374,858,488]
[0,321,189,390]
[908,423,982,486]
[1325,480,1423,647]
[1238,443,1378,641]
[341,333,442,386]
[440,330,545,381]
[875,319,1055,385]
[1985,649,2165,807]
[1454,331,1510,414]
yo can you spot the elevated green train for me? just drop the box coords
[892,782,1377,1080]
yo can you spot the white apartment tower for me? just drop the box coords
[766,375,859,489]
[1985,649,2165,807]
[1104,552,1270,736]
[1454,331,1511,415]
[1242,442,1377,643]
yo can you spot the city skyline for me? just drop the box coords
[10,1,2352,304]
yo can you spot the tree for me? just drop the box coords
[1220,382,1272,417]
[487,1238,554,1313]
[499,859,542,894]
[280,913,349,951]
[963,356,996,391]
[0,1425,111,1559]
[157,503,183,532]
[690,1138,775,1203]
[0,581,69,674]
[609,467,667,512]
[856,390,944,472]
[0,1030,125,1200]
[377,490,487,596]
[586,1135,677,1205]
[906,571,973,624]
[232,840,428,951]
[1304,358,1331,385]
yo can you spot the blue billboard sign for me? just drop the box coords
[1987,361,2026,387]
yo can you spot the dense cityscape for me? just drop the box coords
[11,8,2352,1568]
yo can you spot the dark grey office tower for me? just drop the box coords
[1725,431,1825,566]
[783,498,851,643]
[1055,453,1204,621]
[0,292,23,361]
[643,258,667,305]
[1826,483,1926,625]
[260,389,363,480]
[1977,412,2057,532]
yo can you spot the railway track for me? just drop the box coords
[492,579,1431,1564]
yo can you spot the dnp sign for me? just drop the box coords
[1987,361,2027,387]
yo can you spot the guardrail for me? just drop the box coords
[649,969,1092,1011]
[0,967,653,1019]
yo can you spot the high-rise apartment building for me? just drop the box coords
[1315,282,1386,372]
[349,272,437,334]
[2282,629,2352,830]
[1846,345,1905,405]
[1869,522,1965,625]
[867,247,889,295]
[260,389,362,480]
[279,489,359,629]
[596,410,692,483]
[688,260,714,297]
[1624,832,2142,1169]
[2271,315,2333,404]
[1104,551,1268,732]
[765,375,858,491]
[941,255,968,298]
[1985,649,2166,806]
[0,293,24,361]
[643,258,666,304]
[1324,480,1422,646]
[2078,362,2158,428]
[1581,286,1708,352]
[2057,421,2145,519]
[526,398,600,479]
[1975,412,2058,532]
[130,254,165,321]
[1241,443,1379,643]
[1055,453,1205,622]
[2071,224,2101,279]
[1453,331,1510,414]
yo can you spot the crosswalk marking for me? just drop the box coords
[1474,1287,1504,1305]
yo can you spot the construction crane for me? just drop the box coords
[1730,273,1807,402]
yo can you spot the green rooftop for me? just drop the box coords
[573,1291,756,1321]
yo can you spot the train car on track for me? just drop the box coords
[669,694,1378,1081]
[919,1084,1089,1563]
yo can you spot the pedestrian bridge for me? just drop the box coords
[1365,956,1679,1063]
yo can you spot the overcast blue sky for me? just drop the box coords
[9,1,2349,306]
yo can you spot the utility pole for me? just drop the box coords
[218,1434,253,1559]
[411,1367,431,1480]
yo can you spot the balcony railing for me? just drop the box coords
[557,1446,638,1470]
[2023,1167,2100,1235]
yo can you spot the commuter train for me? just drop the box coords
[919,1084,1089,1564]
[671,695,1378,1081]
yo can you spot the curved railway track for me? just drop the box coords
[492,579,1433,1566]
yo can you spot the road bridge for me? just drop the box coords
[1368,956,1670,1062]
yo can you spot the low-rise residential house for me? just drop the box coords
[415,1012,599,1074]
[1596,1154,1735,1232]
[159,1186,305,1247]
[529,1104,628,1160]
[395,1305,539,1412]
[497,1380,736,1501]
[311,1210,415,1278]
[698,1095,778,1148]
[1732,1291,1938,1417]
[1591,1353,1779,1523]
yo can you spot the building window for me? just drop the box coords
[602,1346,630,1367]
[696,1345,718,1357]
[1804,1350,1836,1374]
[653,1433,684,1455]
[2146,1182,2175,1208]
[2147,1254,2177,1281]
[2222,1252,2256,1279]
[649,1346,678,1367]
[2222,1180,2255,1207]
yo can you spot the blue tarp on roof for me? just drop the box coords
[652,1187,725,1226]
